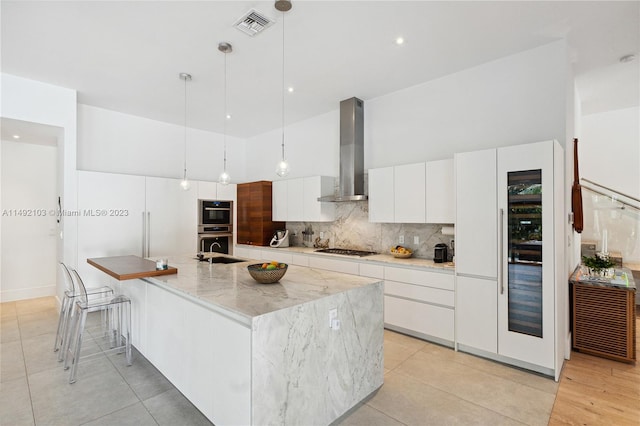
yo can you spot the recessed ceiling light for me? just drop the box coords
[620,54,636,63]
[395,37,404,45]
[226,114,232,120]
[288,87,294,93]
[12,134,20,139]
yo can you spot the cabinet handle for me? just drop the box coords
[499,208,504,295]
[146,212,151,257]
[142,212,146,258]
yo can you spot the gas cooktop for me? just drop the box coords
[314,248,378,257]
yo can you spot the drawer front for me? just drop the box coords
[384,295,454,341]
[308,257,359,275]
[360,263,384,279]
[263,251,293,264]
[291,254,309,267]
[385,280,454,307]
[384,266,454,290]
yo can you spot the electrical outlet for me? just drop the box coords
[414,236,419,244]
[399,235,404,244]
[320,231,324,239]
[329,308,337,328]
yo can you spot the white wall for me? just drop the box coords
[1,73,77,303]
[579,106,640,263]
[1,140,58,301]
[244,110,339,182]
[78,104,247,183]
[245,41,568,179]
[580,106,640,197]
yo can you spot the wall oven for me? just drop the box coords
[199,200,232,226]
[198,199,233,255]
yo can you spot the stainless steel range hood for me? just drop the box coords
[318,97,368,202]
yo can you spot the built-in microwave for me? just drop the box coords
[198,200,232,226]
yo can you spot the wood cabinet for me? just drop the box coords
[237,181,284,246]
[572,282,636,363]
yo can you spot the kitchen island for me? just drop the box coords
[95,254,384,426]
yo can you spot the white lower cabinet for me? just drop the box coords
[383,266,455,345]
[308,256,360,275]
[384,296,454,342]
[455,276,497,354]
[138,280,251,425]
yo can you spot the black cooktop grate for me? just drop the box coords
[314,248,377,257]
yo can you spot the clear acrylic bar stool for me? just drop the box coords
[54,263,114,361]
[63,269,132,384]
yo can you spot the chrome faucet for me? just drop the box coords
[209,242,222,264]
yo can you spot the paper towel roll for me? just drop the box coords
[441,226,455,236]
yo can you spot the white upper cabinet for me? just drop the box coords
[370,160,453,224]
[197,181,236,202]
[303,176,336,222]
[394,162,426,223]
[287,178,304,222]
[146,176,198,257]
[368,166,394,223]
[216,183,237,202]
[426,159,455,224]
[271,176,336,222]
[197,181,218,200]
[272,180,288,222]
[455,149,497,278]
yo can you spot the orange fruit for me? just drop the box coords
[261,263,268,269]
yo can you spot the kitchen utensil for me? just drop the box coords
[434,243,448,263]
[572,138,584,233]
[270,229,290,248]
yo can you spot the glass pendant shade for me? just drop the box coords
[276,159,290,177]
[218,170,231,185]
[180,178,191,191]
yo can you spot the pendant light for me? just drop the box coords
[179,72,192,191]
[218,42,233,185]
[275,2,291,177]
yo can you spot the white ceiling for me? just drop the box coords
[1,1,638,140]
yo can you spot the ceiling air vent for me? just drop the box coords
[233,9,274,37]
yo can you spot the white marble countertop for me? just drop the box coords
[142,254,383,324]
[238,244,456,272]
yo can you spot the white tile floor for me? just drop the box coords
[1,297,559,425]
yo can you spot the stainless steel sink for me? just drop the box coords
[196,256,245,264]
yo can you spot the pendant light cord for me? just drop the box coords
[281,11,286,162]
[183,75,188,179]
[223,50,228,172]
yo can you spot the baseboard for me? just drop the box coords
[0,285,56,302]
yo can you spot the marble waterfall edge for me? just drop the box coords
[251,282,384,425]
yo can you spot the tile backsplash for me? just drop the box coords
[285,202,454,260]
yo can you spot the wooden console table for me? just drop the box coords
[569,266,636,363]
